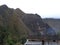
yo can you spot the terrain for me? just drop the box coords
[0,5,57,45]
[43,18,60,33]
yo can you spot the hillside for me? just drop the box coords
[22,14,56,37]
[43,18,60,33]
[0,5,57,45]
[0,5,30,45]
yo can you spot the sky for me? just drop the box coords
[0,0,60,18]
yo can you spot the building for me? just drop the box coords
[24,39,42,45]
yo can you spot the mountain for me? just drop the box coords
[21,14,43,34]
[0,5,57,45]
[43,18,60,33]
[0,5,30,45]
[21,14,56,37]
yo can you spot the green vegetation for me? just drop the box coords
[0,5,29,45]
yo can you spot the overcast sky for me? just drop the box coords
[0,0,60,18]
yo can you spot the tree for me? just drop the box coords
[0,26,8,45]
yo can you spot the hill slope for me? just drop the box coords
[21,14,56,36]
[0,5,57,45]
[0,5,30,45]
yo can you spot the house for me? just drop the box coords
[24,39,42,45]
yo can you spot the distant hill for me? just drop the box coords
[43,18,60,33]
